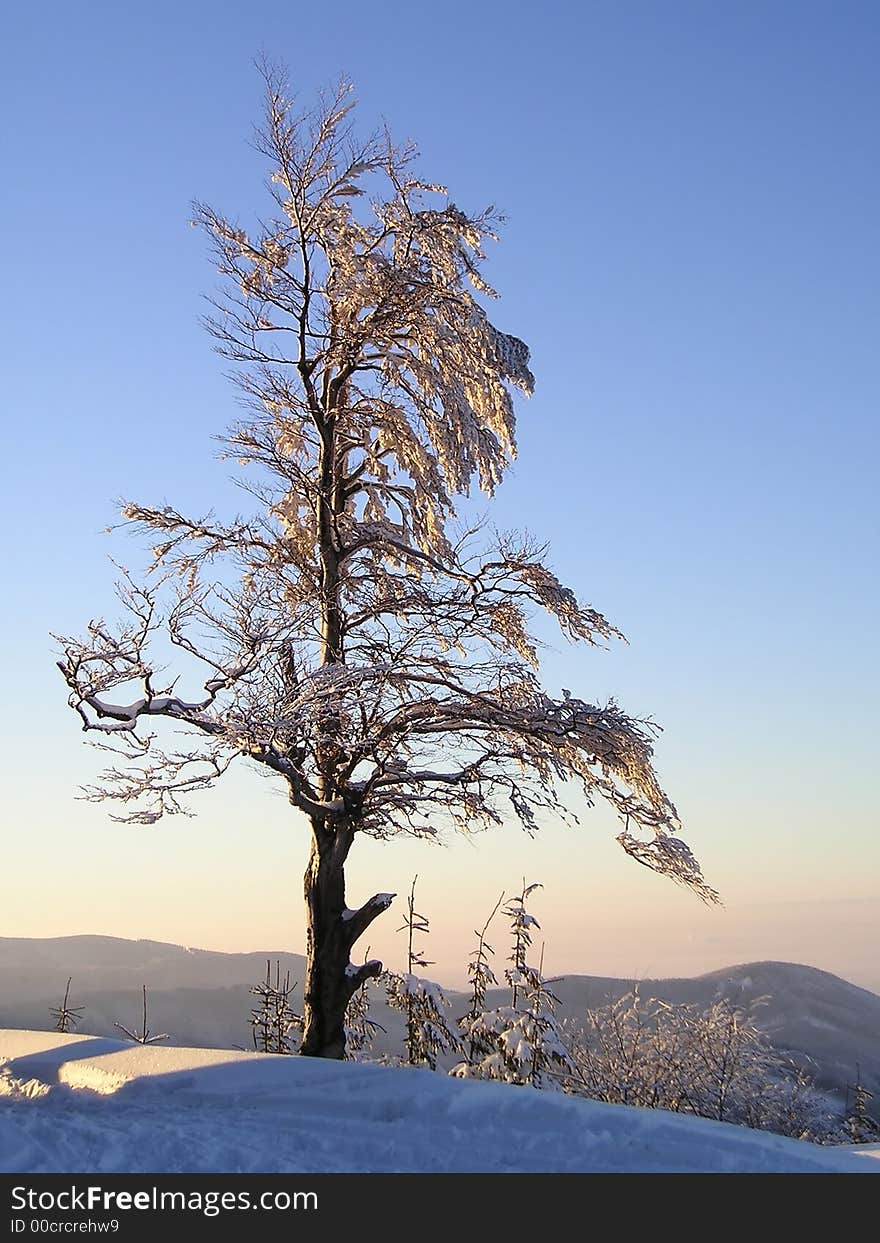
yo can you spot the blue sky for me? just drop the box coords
[2,2,878,989]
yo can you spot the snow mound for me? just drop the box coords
[0,1030,877,1174]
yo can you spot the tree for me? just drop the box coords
[250,958,302,1053]
[504,881,542,1010]
[343,963,385,1061]
[568,991,836,1140]
[384,876,458,1069]
[50,977,84,1035]
[453,881,573,1088]
[113,985,170,1045]
[457,891,504,1068]
[844,1067,880,1144]
[55,65,716,1060]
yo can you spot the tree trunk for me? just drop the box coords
[300,383,392,1058]
[299,817,391,1058]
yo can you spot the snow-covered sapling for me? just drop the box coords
[454,882,573,1087]
[385,876,459,1069]
[844,1067,880,1143]
[250,959,302,1054]
[343,944,386,1060]
[505,881,542,1009]
[343,973,385,1061]
[456,891,504,1068]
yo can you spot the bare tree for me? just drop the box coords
[50,978,85,1034]
[384,875,458,1069]
[56,65,716,1060]
[114,985,170,1046]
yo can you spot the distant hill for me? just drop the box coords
[0,936,306,1052]
[0,935,307,995]
[504,960,880,1107]
[1,937,877,1112]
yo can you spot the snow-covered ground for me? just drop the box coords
[1,1030,877,1174]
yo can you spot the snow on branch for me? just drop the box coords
[341,892,396,944]
[56,67,714,915]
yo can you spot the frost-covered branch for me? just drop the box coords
[58,68,716,1057]
[566,991,838,1141]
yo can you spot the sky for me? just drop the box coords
[2,1,878,992]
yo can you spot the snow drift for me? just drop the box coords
[1,1030,877,1174]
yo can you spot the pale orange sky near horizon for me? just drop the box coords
[5,757,878,996]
